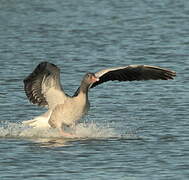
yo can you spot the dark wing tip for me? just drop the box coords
[165,71,176,80]
[23,61,59,82]
[144,65,176,80]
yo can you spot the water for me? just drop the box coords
[0,0,188,179]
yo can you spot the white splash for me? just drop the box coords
[74,122,119,138]
[0,121,120,139]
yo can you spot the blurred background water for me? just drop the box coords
[0,0,188,179]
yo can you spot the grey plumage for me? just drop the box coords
[23,62,176,132]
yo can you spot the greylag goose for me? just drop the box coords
[23,62,176,137]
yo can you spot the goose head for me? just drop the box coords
[77,73,99,94]
[83,73,99,85]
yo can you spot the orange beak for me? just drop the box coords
[91,75,99,83]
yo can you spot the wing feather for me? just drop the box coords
[91,65,176,88]
[24,62,67,108]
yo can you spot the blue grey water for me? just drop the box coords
[0,0,188,179]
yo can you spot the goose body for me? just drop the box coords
[23,62,176,136]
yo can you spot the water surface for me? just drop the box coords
[0,0,189,179]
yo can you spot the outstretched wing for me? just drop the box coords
[91,65,176,88]
[24,62,67,109]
